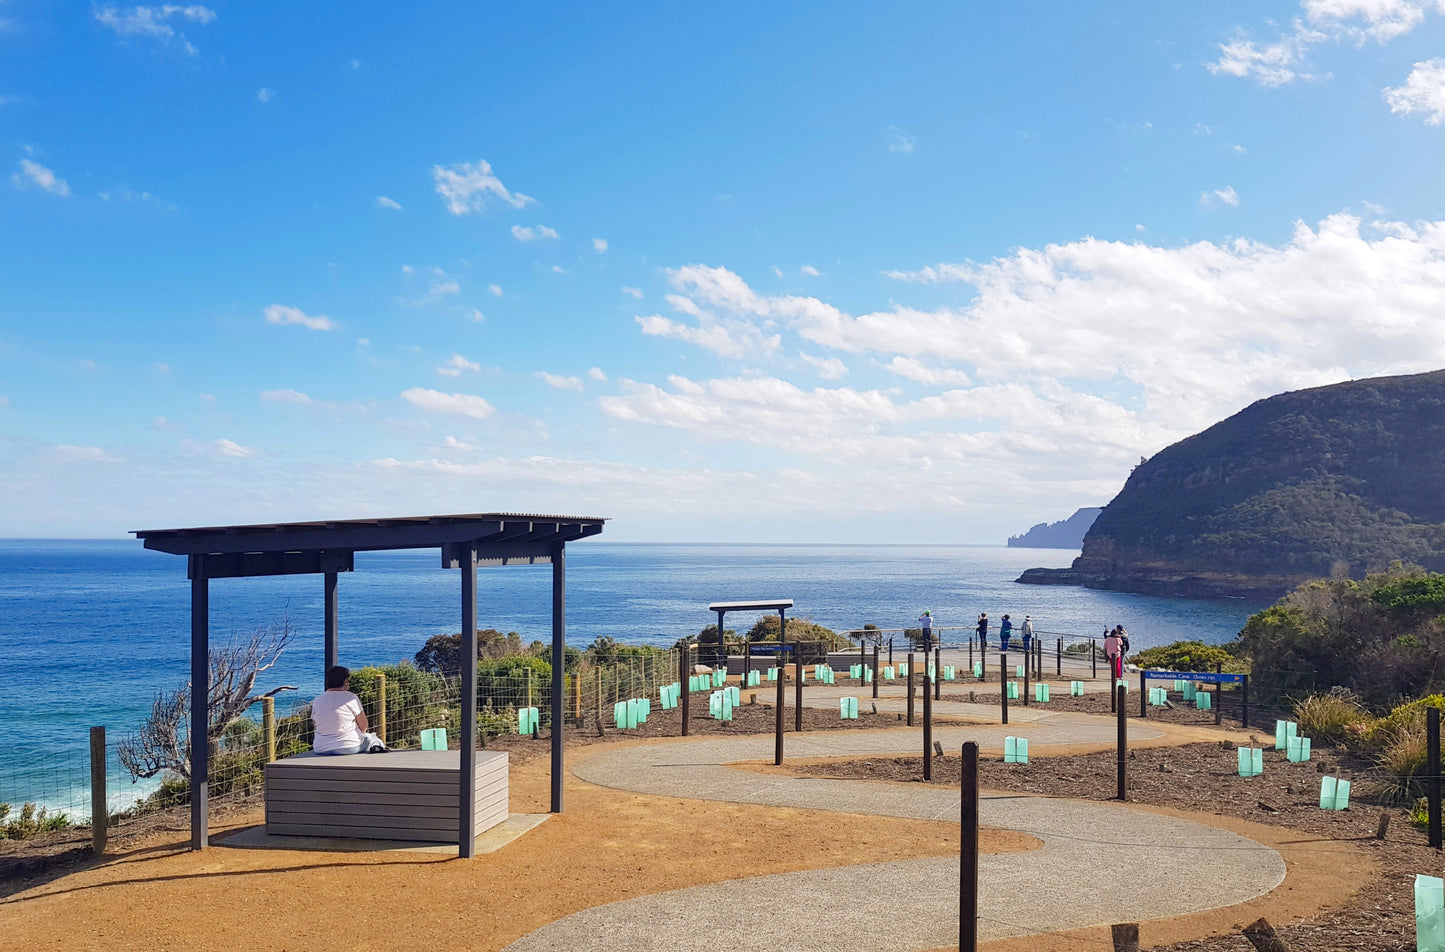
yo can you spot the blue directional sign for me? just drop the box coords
[1142,669,1245,684]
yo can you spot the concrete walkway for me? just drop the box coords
[502,720,1286,951]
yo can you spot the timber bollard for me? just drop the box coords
[90,726,106,855]
[1242,917,1291,952]
[376,672,387,746]
[679,645,690,737]
[922,655,933,780]
[1429,706,1441,849]
[774,645,786,765]
[1091,638,1097,679]
[906,652,915,726]
[794,644,804,734]
[1215,663,1224,727]
[262,696,276,763]
[1139,670,1146,718]
[872,644,880,699]
[1056,637,1061,677]
[1116,684,1128,800]
[934,646,941,701]
[1000,650,1009,725]
[959,741,980,952]
[1111,923,1140,952]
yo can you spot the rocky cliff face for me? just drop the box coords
[1007,507,1103,548]
[1019,369,1445,598]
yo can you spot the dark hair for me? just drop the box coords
[325,665,351,689]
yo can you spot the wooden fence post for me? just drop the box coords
[262,696,276,762]
[1429,706,1441,849]
[376,672,387,746]
[907,652,915,726]
[1111,923,1140,952]
[872,645,880,699]
[89,726,107,855]
[1116,684,1128,801]
[1000,650,1008,725]
[959,741,979,952]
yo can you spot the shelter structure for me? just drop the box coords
[706,599,793,674]
[134,512,605,856]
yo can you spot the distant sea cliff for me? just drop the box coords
[1019,369,1445,599]
[1007,508,1102,548]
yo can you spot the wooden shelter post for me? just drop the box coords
[189,555,209,850]
[550,542,565,814]
[459,545,478,857]
[323,570,339,676]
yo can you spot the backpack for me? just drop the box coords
[1120,635,1130,653]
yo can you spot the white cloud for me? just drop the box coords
[772,266,785,278]
[1385,59,1445,124]
[588,367,607,383]
[1208,24,1322,86]
[511,224,559,242]
[621,286,644,299]
[256,87,274,103]
[888,128,915,153]
[93,4,215,53]
[99,186,174,209]
[401,387,494,420]
[264,304,337,331]
[54,444,120,463]
[432,159,535,215]
[537,371,583,391]
[488,284,503,297]
[214,438,254,458]
[1200,186,1241,207]
[261,388,312,404]
[469,308,486,323]
[376,195,403,211]
[436,354,480,378]
[11,158,69,196]
[799,352,848,380]
[552,265,569,274]
[885,356,972,386]
[1211,2,1440,88]
[592,237,608,253]
[1229,143,1247,154]
[614,212,1445,481]
[349,58,361,70]
[801,264,822,277]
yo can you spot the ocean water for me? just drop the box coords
[0,539,1269,814]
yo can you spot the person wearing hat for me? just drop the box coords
[999,613,1013,652]
[1021,614,1034,657]
[975,612,989,651]
[918,610,933,650]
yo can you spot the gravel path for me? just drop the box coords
[503,723,1286,951]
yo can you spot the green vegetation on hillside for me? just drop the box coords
[1062,370,1445,595]
[1233,564,1445,708]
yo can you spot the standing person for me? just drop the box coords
[1104,627,1124,681]
[999,614,1013,652]
[1021,615,1034,658]
[975,612,989,652]
[917,610,933,650]
[312,665,387,755]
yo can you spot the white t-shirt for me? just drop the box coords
[312,690,365,753]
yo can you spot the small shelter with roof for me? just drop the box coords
[134,511,605,857]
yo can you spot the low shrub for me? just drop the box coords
[0,802,71,839]
[1293,689,1373,746]
[1377,723,1429,805]
[1129,640,1244,674]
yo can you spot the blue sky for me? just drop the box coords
[4,2,1445,541]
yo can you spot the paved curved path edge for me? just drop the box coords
[503,723,1286,951]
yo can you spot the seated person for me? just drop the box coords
[312,665,387,755]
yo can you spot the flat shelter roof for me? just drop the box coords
[708,599,794,613]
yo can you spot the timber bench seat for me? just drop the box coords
[265,749,508,843]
